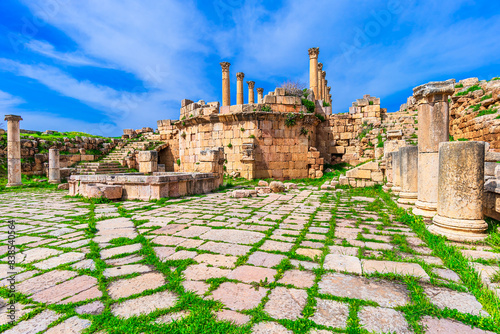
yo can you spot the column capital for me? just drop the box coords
[236,72,245,80]
[317,62,323,71]
[220,62,231,71]
[4,115,23,122]
[246,81,255,89]
[327,86,331,92]
[256,88,264,94]
[322,71,326,79]
[413,79,455,102]
[308,47,319,59]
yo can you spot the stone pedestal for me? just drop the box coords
[412,79,455,218]
[220,62,231,107]
[391,151,401,195]
[138,151,158,174]
[429,141,488,241]
[247,81,255,104]
[236,72,245,105]
[4,115,23,187]
[257,88,264,104]
[309,48,319,99]
[48,149,61,184]
[194,147,225,188]
[397,146,418,205]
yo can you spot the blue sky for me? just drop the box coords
[0,0,499,136]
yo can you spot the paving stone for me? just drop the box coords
[152,224,188,235]
[17,270,78,295]
[462,250,500,261]
[260,240,293,252]
[153,246,176,261]
[103,264,152,277]
[198,241,251,256]
[105,254,143,266]
[251,322,293,334]
[151,235,185,246]
[358,306,411,334]
[423,285,488,316]
[361,260,430,280]
[216,309,251,325]
[175,225,211,238]
[421,316,496,334]
[295,248,322,259]
[183,280,210,295]
[167,250,198,260]
[101,244,142,259]
[200,229,265,245]
[364,242,394,250]
[193,253,238,268]
[3,309,60,334]
[44,316,92,334]
[264,287,307,320]
[179,238,204,248]
[310,298,349,329]
[324,254,362,274]
[184,264,230,281]
[290,260,319,270]
[277,269,315,288]
[416,255,444,266]
[20,248,62,263]
[71,259,96,270]
[329,245,358,256]
[318,273,410,308]
[228,265,277,284]
[31,275,98,304]
[247,251,286,268]
[432,268,461,282]
[210,282,267,311]
[75,301,105,315]
[111,290,178,319]
[108,272,165,299]
[33,252,85,270]
[156,311,189,324]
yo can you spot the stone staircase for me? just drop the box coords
[75,162,129,175]
[100,141,150,164]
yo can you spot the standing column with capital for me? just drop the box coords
[327,87,332,104]
[323,75,327,103]
[236,72,245,105]
[317,63,323,100]
[220,62,231,106]
[247,81,255,104]
[257,88,264,104]
[4,115,23,187]
[413,79,455,218]
[308,48,319,99]
[48,149,61,184]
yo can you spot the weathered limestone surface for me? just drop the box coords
[220,62,231,106]
[398,146,418,205]
[391,151,401,194]
[430,141,488,241]
[236,72,245,105]
[48,149,61,184]
[4,115,23,187]
[309,48,320,98]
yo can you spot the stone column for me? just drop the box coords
[413,79,455,218]
[323,75,327,103]
[308,47,319,99]
[247,81,255,104]
[236,72,245,105]
[220,62,231,106]
[429,141,487,241]
[397,146,418,205]
[327,86,332,104]
[257,88,264,104]
[391,151,401,195]
[4,115,23,187]
[317,63,323,100]
[48,149,61,184]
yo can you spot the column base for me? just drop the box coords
[49,180,61,184]
[429,214,488,242]
[6,182,23,187]
[397,192,418,205]
[391,186,401,195]
[413,200,437,218]
[382,183,393,192]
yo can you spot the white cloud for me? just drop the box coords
[0,90,25,114]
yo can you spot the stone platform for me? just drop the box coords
[68,172,222,200]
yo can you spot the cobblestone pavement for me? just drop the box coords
[0,186,499,333]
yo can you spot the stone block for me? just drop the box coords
[346,168,371,179]
[86,184,123,200]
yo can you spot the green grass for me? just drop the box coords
[17,131,112,141]
[455,85,483,96]
[476,108,498,118]
[481,94,493,101]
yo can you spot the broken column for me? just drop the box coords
[236,72,245,105]
[327,86,332,104]
[48,149,61,184]
[195,147,225,188]
[317,63,323,100]
[4,115,23,187]
[247,81,255,104]
[391,151,401,195]
[323,77,328,103]
[257,88,264,104]
[397,146,418,205]
[309,47,319,99]
[429,141,488,241]
[137,151,158,174]
[413,79,455,218]
[322,71,327,102]
[220,62,231,106]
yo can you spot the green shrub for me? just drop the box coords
[476,108,498,117]
[227,143,232,148]
[323,101,331,107]
[314,113,325,122]
[285,113,297,127]
[454,83,463,88]
[261,105,272,112]
[301,99,315,113]
[481,94,492,101]
[455,85,482,96]
[176,159,181,166]
[369,101,374,105]
[249,134,256,139]
[300,127,309,136]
